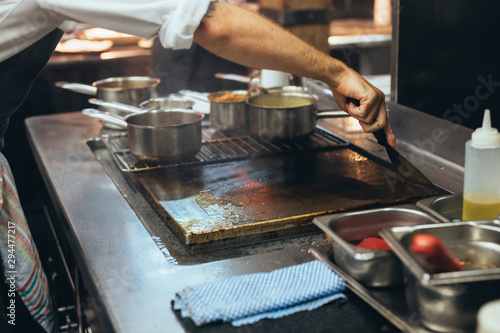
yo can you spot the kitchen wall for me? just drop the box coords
[394,0,500,130]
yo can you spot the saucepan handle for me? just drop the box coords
[316,110,350,118]
[88,98,143,114]
[55,81,98,95]
[178,89,210,102]
[315,96,357,118]
[214,73,251,84]
[81,108,128,128]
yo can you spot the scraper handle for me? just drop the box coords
[346,97,388,147]
[346,97,360,107]
[372,129,389,147]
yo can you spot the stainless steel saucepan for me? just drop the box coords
[178,89,250,132]
[56,76,160,114]
[82,108,204,161]
[207,90,248,132]
[88,97,197,117]
[247,92,347,141]
[56,76,160,103]
[139,95,195,110]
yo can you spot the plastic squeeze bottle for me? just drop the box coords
[462,109,500,220]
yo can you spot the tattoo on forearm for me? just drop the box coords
[204,1,218,18]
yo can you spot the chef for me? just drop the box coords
[0,0,395,332]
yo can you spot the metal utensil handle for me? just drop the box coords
[317,110,350,118]
[55,81,98,95]
[345,97,389,146]
[214,73,251,84]
[178,89,210,102]
[81,108,128,128]
[372,129,389,146]
[346,97,360,106]
[88,98,143,114]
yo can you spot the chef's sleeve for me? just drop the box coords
[37,0,215,49]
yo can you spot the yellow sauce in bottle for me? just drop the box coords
[463,193,500,220]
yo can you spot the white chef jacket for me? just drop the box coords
[0,0,215,62]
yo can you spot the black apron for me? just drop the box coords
[0,29,62,333]
[0,29,63,150]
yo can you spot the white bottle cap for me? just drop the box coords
[471,109,500,147]
[476,299,500,333]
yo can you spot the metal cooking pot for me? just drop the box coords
[82,108,203,161]
[247,92,346,141]
[88,97,196,115]
[56,76,160,115]
[139,95,195,110]
[207,90,248,132]
[86,98,202,141]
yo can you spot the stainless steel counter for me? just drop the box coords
[26,112,328,332]
[25,90,471,332]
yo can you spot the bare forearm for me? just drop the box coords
[193,1,396,146]
[193,2,345,88]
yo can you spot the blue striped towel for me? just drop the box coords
[173,260,346,326]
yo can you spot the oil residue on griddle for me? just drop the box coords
[178,190,250,233]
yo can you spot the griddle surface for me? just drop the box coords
[130,147,439,246]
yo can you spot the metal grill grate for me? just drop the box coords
[99,124,348,172]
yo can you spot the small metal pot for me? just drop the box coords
[56,76,160,114]
[88,97,195,116]
[82,108,204,161]
[247,92,344,141]
[139,95,195,110]
[207,90,248,132]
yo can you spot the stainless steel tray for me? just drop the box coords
[381,220,500,285]
[416,193,463,222]
[309,247,432,333]
[312,205,441,288]
[380,220,500,332]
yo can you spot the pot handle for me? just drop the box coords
[82,108,128,128]
[55,81,98,95]
[317,97,358,118]
[178,89,210,102]
[317,109,350,118]
[88,98,143,114]
[214,73,251,84]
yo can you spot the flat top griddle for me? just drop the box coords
[128,141,440,247]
